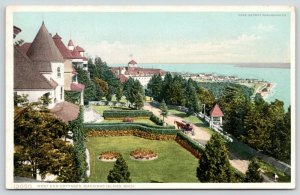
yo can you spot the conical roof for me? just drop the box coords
[14,46,54,90]
[209,104,224,117]
[27,22,64,63]
[68,39,74,46]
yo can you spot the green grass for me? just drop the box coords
[102,95,127,103]
[86,136,199,183]
[103,118,156,125]
[168,109,214,135]
[91,105,112,115]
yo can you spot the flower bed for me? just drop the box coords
[123,117,134,122]
[130,148,158,161]
[99,151,121,162]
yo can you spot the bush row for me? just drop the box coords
[103,110,152,118]
[68,106,88,182]
[84,122,175,131]
[87,130,176,140]
[149,114,164,126]
[175,132,204,159]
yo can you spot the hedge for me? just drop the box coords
[84,123,176,134]
[68,106,88,182]
[103,110,152,119]
[149,114,164,126]
[175,131,204,158]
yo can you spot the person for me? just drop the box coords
[274,173,279,182]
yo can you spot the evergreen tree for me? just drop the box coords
[196,134,234,183]
[244,158,263,183]
[76,66,96,104]
[159,99,168,122]
[185,80,200,115]
[107,156,131,183]
[115,83,123,102]
[198,87,215,115]
[161,72,173,105]
[220,87,249,137]
[147,74,163,102]
[94,77,109,98]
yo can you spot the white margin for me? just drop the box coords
[5,5,296,189]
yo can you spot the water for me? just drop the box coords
[112,63,291,109]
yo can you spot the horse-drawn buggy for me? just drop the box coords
[174,120,195,135]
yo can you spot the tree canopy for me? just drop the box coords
[196,134,234,183]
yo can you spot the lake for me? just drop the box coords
[111,63,291,109]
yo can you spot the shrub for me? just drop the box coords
[107,155,131,183]
[103,110,152,119]
[150,114,164,126]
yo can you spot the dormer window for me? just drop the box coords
[57,67,61,78]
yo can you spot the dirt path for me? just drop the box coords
[144,103,249,174]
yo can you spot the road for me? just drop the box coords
[144,103,249,174]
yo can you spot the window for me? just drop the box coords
[60,87,63,100]
[57,67,61,78]
[72,75,77,82]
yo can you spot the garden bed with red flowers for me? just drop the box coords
[99,151,121,162]
[130,148,158,161]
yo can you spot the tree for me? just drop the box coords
[115,83,123,102]
[196,134,234,183]
[124,78,144,109]
[147,74,163,102]
[94,77,109,99]
[160,100,168,122]
[107,156,131,183]
[198,87,215,115]
[244,158,263,183]
[76,66,96,104]
[220,87,249,137]
[185,80,200,115]
[14,102,78,182]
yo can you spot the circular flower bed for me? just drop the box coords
[130,148,158,161]
[99,151,121,162]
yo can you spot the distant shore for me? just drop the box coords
[234,63,290,69]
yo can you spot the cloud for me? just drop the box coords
[255,24,276,32]
[85,33,287,64]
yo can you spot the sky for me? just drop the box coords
[13,11,291,64]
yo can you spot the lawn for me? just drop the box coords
[101,95,127,103]
[86,136,199,183]
[103,118,156,125]
[90,105,112,115]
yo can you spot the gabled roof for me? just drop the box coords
[50,101,80,123]
[68,39,74,46]
[14,46,54,90]
[26,22,64,64]
[18,42,31,54]
[210,104,224,117]
[53,33,74,59]
[75,45,85,52]
[128,59,137,65]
